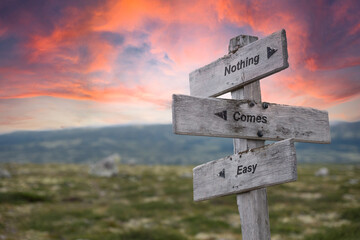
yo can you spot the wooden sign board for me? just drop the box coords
[189,29,289,97]
[172,94,330,144]
[193,138,297,201]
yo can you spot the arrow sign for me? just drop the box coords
[189,29,289,97]
[172,94,331,143]
[267,47,277,59]
[193,138,297,201]
[215,110,227,120]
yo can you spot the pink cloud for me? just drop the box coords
[0,0,359,130]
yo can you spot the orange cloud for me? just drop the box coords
[1,0,359,127]
[27,21,117,73]
[262,67,360,111]
[0,80,170,108]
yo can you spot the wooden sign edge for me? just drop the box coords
[192,138,297,202]
[189,29,289,97]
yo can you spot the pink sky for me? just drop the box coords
[0,0,359,133]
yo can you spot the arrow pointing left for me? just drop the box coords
[214,110,227,121]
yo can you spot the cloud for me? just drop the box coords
[0,0,359,133]
[327,95,360,122]
[0,96,171,134]
[0,81,170,108]
[216,0,360,109]
[1,0,196,106]
[217,0,360,69]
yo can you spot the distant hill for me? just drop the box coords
[295,121,360,164]
[0,122,359,165]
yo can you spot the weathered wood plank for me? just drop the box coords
[193,138,297,202]
[189,29,289,97]
[172,94,331,143]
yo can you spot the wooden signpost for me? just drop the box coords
[193,138,297,201]
[171,29,330,240]
[173,94,330,143]
[189,29,288,97]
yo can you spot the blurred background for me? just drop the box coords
[0,0,359,239]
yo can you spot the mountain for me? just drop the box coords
[0,125,233,165]
[0,122,359,165]
[295,121,360,164]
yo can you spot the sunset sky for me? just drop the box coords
[0,0,359,134]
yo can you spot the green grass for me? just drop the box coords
[0,191,51,204]
[182,215,231,235]
[0,163,359,240]
[304,224,360,240]
[341,207,360,221]
[118,228,188,240]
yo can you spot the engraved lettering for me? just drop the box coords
[252,164,257,174]
[224,65,231,76]
[256,116,262,123]
[224,54,260,76]
[246,115,256,123]
[262,116,268,123]
[240,60,245,69]
[237,164,258,175]
[232,112,268,124]
[254,55,259,65]
[233,112,241,121]
[237,165,243,175]
[231,65,236,72]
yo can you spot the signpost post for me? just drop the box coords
[231,35,271,240]
[171,29,330,240]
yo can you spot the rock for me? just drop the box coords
[349,179,359,185]
[315,167,329,177]
[0,168,11,178]
[89,154,120,177]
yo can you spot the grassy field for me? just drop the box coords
[0,163,359,240]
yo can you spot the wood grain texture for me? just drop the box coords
[189,29,289,97]
[232,35,270,240]
[231,75,270,240]
[193,138,297,201]
[237,189,270,240]
[172,94,331,143]
[228,35,258,54]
